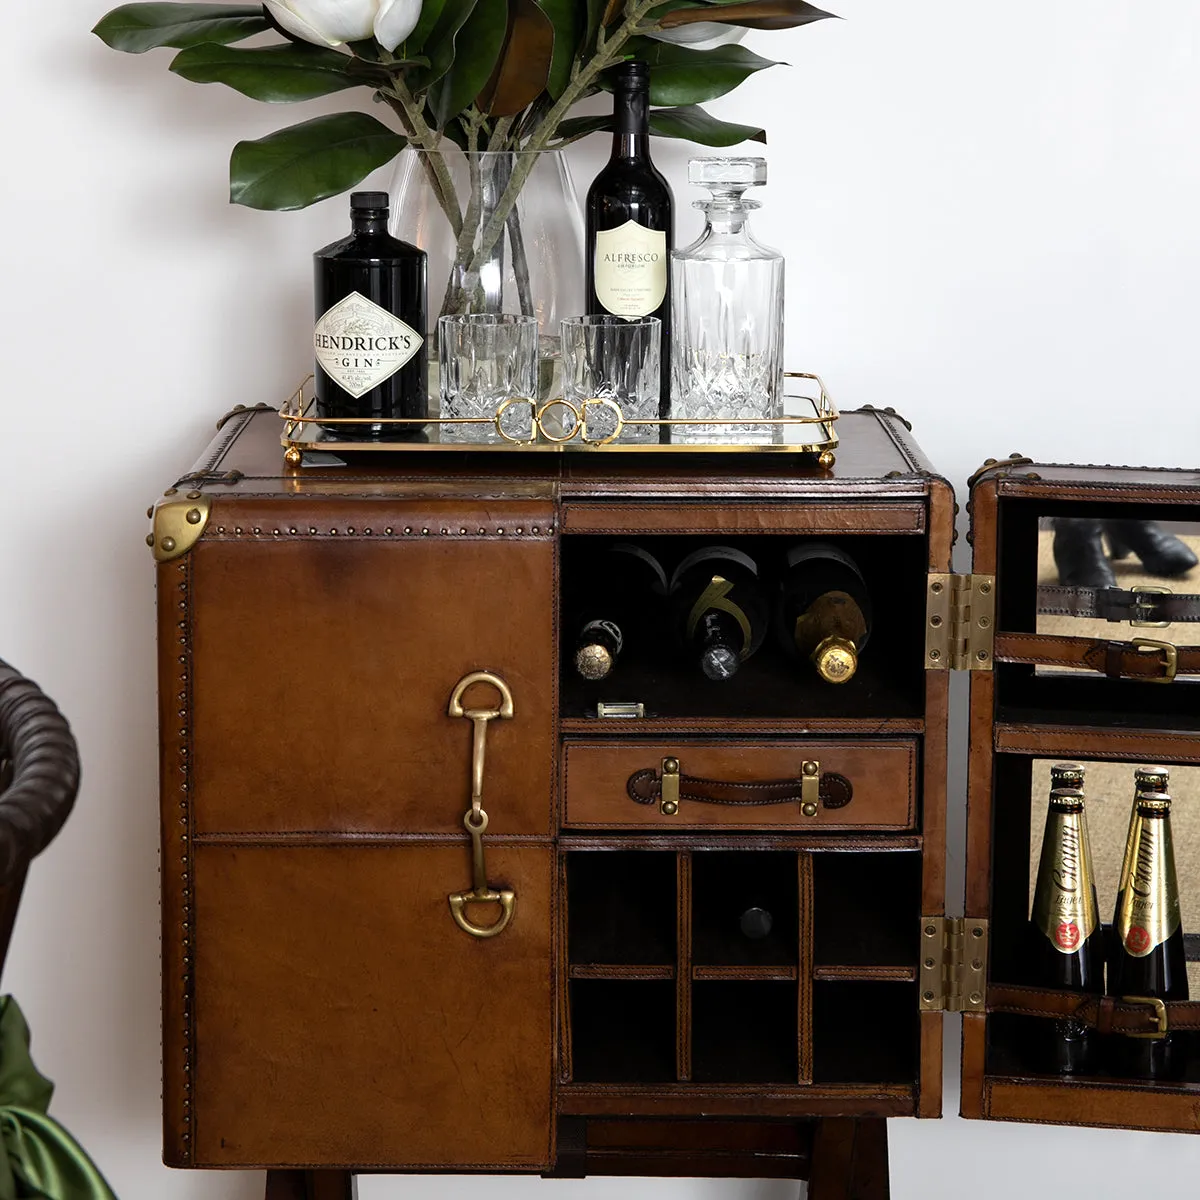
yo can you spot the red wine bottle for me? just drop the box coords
[585,61,674,416]
[572,544,669,681]
[313,191,428,439]
[669,546,767,681]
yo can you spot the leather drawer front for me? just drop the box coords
[562,738,918,831]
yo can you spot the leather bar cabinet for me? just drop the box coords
[150,407,1200,1196]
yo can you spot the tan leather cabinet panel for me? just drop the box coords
[187,517,555,836]
[188,843,554,1168]
[563,738,918,830]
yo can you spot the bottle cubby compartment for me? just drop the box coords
[812,851,922,969]
[567,851,677,966]
[812,981,920,1084]
[564,846,922,1089]
[569,979,678,1084]
[692,851,799,967]
[691,981,799,1084]
[558,533,929,723]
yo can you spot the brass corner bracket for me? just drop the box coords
[148,494,211,563]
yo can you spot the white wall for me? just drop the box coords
[1,2,1198,1197]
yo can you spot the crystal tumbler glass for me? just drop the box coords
[560,315,661,444]
[438,313,539,443]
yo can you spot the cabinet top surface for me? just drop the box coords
[174,407,945,502]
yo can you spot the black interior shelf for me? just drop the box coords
[812,981,920,1084]
[569,979,677,1084]
[692,851,799,968]
[812,852,921,969]
[567,851,677,966]
[691,981,799,1084]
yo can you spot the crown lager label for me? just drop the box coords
[314,291,422,399]
[1115,812,1180,957]
[1033,808,1099,953]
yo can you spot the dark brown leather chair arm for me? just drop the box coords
[0,660,80,887]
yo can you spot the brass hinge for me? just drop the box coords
[918,916,988,1013]
[925,573,996,671]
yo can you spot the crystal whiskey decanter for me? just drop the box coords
[670,158,784,442]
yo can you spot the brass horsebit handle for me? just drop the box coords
[447,671,516,939]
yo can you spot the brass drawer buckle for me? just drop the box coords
[1132,638,1178,683]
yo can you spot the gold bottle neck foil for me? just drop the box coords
[1033,795,1099,953]
[812,636,858,684]
[1115,797,1180,958]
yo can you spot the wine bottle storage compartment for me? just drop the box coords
[558,533,929,722]
[691,981,799,1084]
[812,982,919,1084]
[569,979,678,1084]
[567,851,677,966]
[564,847,921,1088]
[812,852,922,969]
[995,498,1200,733]
[692,851,799,967]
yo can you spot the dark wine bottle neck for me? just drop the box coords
[611,86,650,161]
[352,214,390,235]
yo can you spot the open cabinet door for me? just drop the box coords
[960,458,1200,1132]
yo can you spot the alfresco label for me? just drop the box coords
[314,292,422,398]
[594,220,667,315]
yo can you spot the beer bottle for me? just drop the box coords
[1108,791,1187,1080]
[1029,786,1104,1072]
[1110,766,1171,974]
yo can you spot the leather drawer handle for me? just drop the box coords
[627,760,852,817]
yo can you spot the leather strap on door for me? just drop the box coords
[627,769,852,809]
[987,983,1200,1035]
[1037,585,1200,623]
[993,632,1198,681]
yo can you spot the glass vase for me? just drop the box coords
[389,147,584,407]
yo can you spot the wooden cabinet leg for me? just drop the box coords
[265,1170,358,1200]
[808,1119,888,1200]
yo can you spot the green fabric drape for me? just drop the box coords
[0,997,117,1200]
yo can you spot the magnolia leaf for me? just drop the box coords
[230,112,405,210]
[656,0,838,32]
[480,0,555,116]
[556,104,766,147]
[534,0,583,98]
[427,0,507,126]
[603,0,625,22]
[649,103,766,145]
[409,0,480,89]
[170,42,365,102]
[407,0,449,51]
[93,3,267,53]
[608,40,781,106]
[584,0,606,54]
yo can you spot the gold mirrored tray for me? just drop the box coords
[280,372,839,466]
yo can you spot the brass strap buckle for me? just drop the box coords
[1131,637,1179,683]
[1120,995,1169,1039]
[1129,586,1171,628]
[447,672,516,939]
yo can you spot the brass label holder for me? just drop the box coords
[447,672,516,939]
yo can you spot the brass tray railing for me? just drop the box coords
[280,371,838,465]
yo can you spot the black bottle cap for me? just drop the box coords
[351,191,390,212]
[615,60,650,89]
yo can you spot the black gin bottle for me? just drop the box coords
[313,191,428,438]
[586,61,674,415]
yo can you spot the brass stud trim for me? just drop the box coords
[151,497,211,563]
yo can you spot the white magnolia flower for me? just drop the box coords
[648,22,749,52]
[265,0,422,52]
